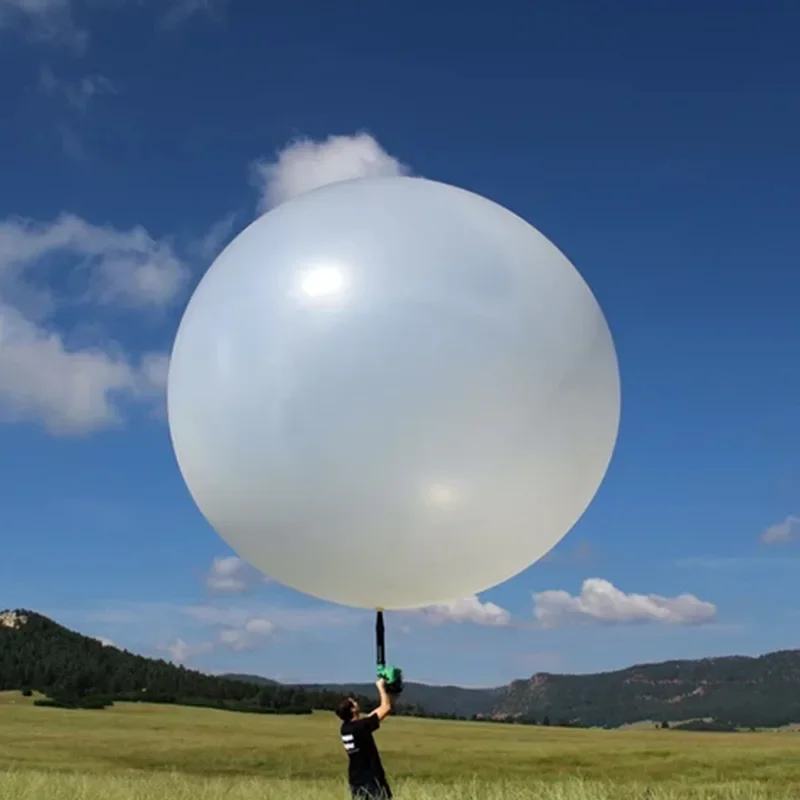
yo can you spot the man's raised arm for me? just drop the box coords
[369,679,392,721]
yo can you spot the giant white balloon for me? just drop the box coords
[167,176,620,610]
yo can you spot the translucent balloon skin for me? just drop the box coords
[167,177,620,610]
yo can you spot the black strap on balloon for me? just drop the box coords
[375,609,386,669]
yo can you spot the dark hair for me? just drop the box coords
[336,696,355,722]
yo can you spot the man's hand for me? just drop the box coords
[375,678,386,691]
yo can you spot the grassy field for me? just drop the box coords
[1,691,798,799]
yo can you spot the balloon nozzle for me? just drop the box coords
[375,609,403,695]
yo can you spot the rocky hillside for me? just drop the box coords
[490,650,800,727]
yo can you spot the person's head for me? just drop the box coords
[336,696,359,722]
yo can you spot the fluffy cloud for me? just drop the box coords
[532,578,717,629]
[159,638,213,664]
[205,556,266,595]
[160,618,272,664]
[418,595,512,627]
[160,607,276,663]
[0,303,168,434]
[0,213,188,307]
[0,213,182,434]
[760,515,800,545]
[251,132,409,213]
[217,617,274,651]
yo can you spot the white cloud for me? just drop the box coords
[39,66,114,113]
[171,606,275,658]
[218,617,274,651]
[251,132,409,213]
[760,515,800,545]
[135,352,170,396]
[159,617,273,663]
[94,635,114,647]
[0,212,185,434]
[205,556,266,595]
[160,638,213,664]
[418,595,512,627]
[0,213,188,308]
[532,578,717,629]
[0,301,167,434]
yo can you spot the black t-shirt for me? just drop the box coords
[340,714,387,787]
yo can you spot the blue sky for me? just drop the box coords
[1,0,798,687]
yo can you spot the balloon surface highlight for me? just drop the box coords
[167,176,621,610]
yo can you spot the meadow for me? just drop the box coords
[1,692,798,799]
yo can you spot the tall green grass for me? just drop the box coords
[2,772,797,800]
[1,693,798,799]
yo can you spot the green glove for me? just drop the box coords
[377,664,404,694]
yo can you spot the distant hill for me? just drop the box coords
[4,609,799,727]
[0,609,369,715]
[227,651,800,728]
[225,674,503,718]
[491,651,800,727]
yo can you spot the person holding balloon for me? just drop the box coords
[336,678,393,799]
[166,175,621,793]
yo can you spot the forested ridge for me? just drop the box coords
[3,608,799,728]
[490,649,800,728]
[0,609,372,714]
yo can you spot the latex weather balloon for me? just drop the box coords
[167,176,621,611]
